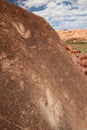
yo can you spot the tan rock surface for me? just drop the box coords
[0,1,87,130]
[57,29,87,42]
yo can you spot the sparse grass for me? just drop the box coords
[66,40,87,44]
[66,40,87,53]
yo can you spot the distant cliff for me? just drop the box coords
[57,29,87,42]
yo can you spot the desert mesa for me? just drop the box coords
[57,29,87,42]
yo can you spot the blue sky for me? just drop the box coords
[6,0,87,30]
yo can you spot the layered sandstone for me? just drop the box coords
[57,29,87,42]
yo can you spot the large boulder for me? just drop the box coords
[0,1,87,130]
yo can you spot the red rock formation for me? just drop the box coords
[57,29,87,42]
[63,43,87,75]
[0,1,87,130]
[80,54,87,60]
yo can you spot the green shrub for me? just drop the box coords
[66,40,87,44]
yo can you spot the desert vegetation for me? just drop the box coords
[66,40,87,53]
[66,40,87,44]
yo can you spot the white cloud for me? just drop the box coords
[17,0,87,30]
[18,0,49,8]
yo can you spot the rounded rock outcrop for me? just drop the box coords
[0,1,87,130]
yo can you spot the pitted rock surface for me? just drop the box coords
[0,1,87,130]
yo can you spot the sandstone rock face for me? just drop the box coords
[57,29,87,42]
[0,1,87,130]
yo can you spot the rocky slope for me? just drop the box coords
[57,29,87,42]
[63,43,87,75]
[56,29,87,75]
[0,1,87,130]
